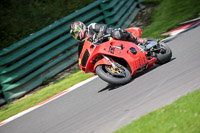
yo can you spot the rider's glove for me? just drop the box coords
[97,32,104,39]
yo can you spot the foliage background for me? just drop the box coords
[0,0,95,50]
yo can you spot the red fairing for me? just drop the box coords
[78,27,156,77]
[79,35,156,75]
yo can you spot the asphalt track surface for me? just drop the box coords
[1,25,200,133]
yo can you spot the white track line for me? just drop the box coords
[0,76,98,127]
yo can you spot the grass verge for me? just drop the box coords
[0,69,93,122]
[114,89,200,133]
[142,0,200,39]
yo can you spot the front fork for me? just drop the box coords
[102,55,118,70]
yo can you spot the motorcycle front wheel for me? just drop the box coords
[95,64,132,85]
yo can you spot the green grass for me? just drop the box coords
[142,0,200,39]
[114,89,200,133]
[0,69,93,122]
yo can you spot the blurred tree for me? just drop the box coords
[0,0,95,50]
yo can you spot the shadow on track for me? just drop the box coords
[98,57,176,93]
[98,84,122,93]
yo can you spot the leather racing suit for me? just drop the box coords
[78,23,141,57]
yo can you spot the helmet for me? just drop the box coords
[70,21,86,41]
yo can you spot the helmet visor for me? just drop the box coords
[71,31,79,39]
[70,22,86,40]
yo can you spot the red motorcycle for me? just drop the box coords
[78,27,172,85]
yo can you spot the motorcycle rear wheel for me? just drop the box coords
[95,64,132,85]
[155,42,172,64]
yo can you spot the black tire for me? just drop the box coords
[155,42,172,64]
[95,64,132,85]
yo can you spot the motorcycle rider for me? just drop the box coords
[70,21,146,55]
